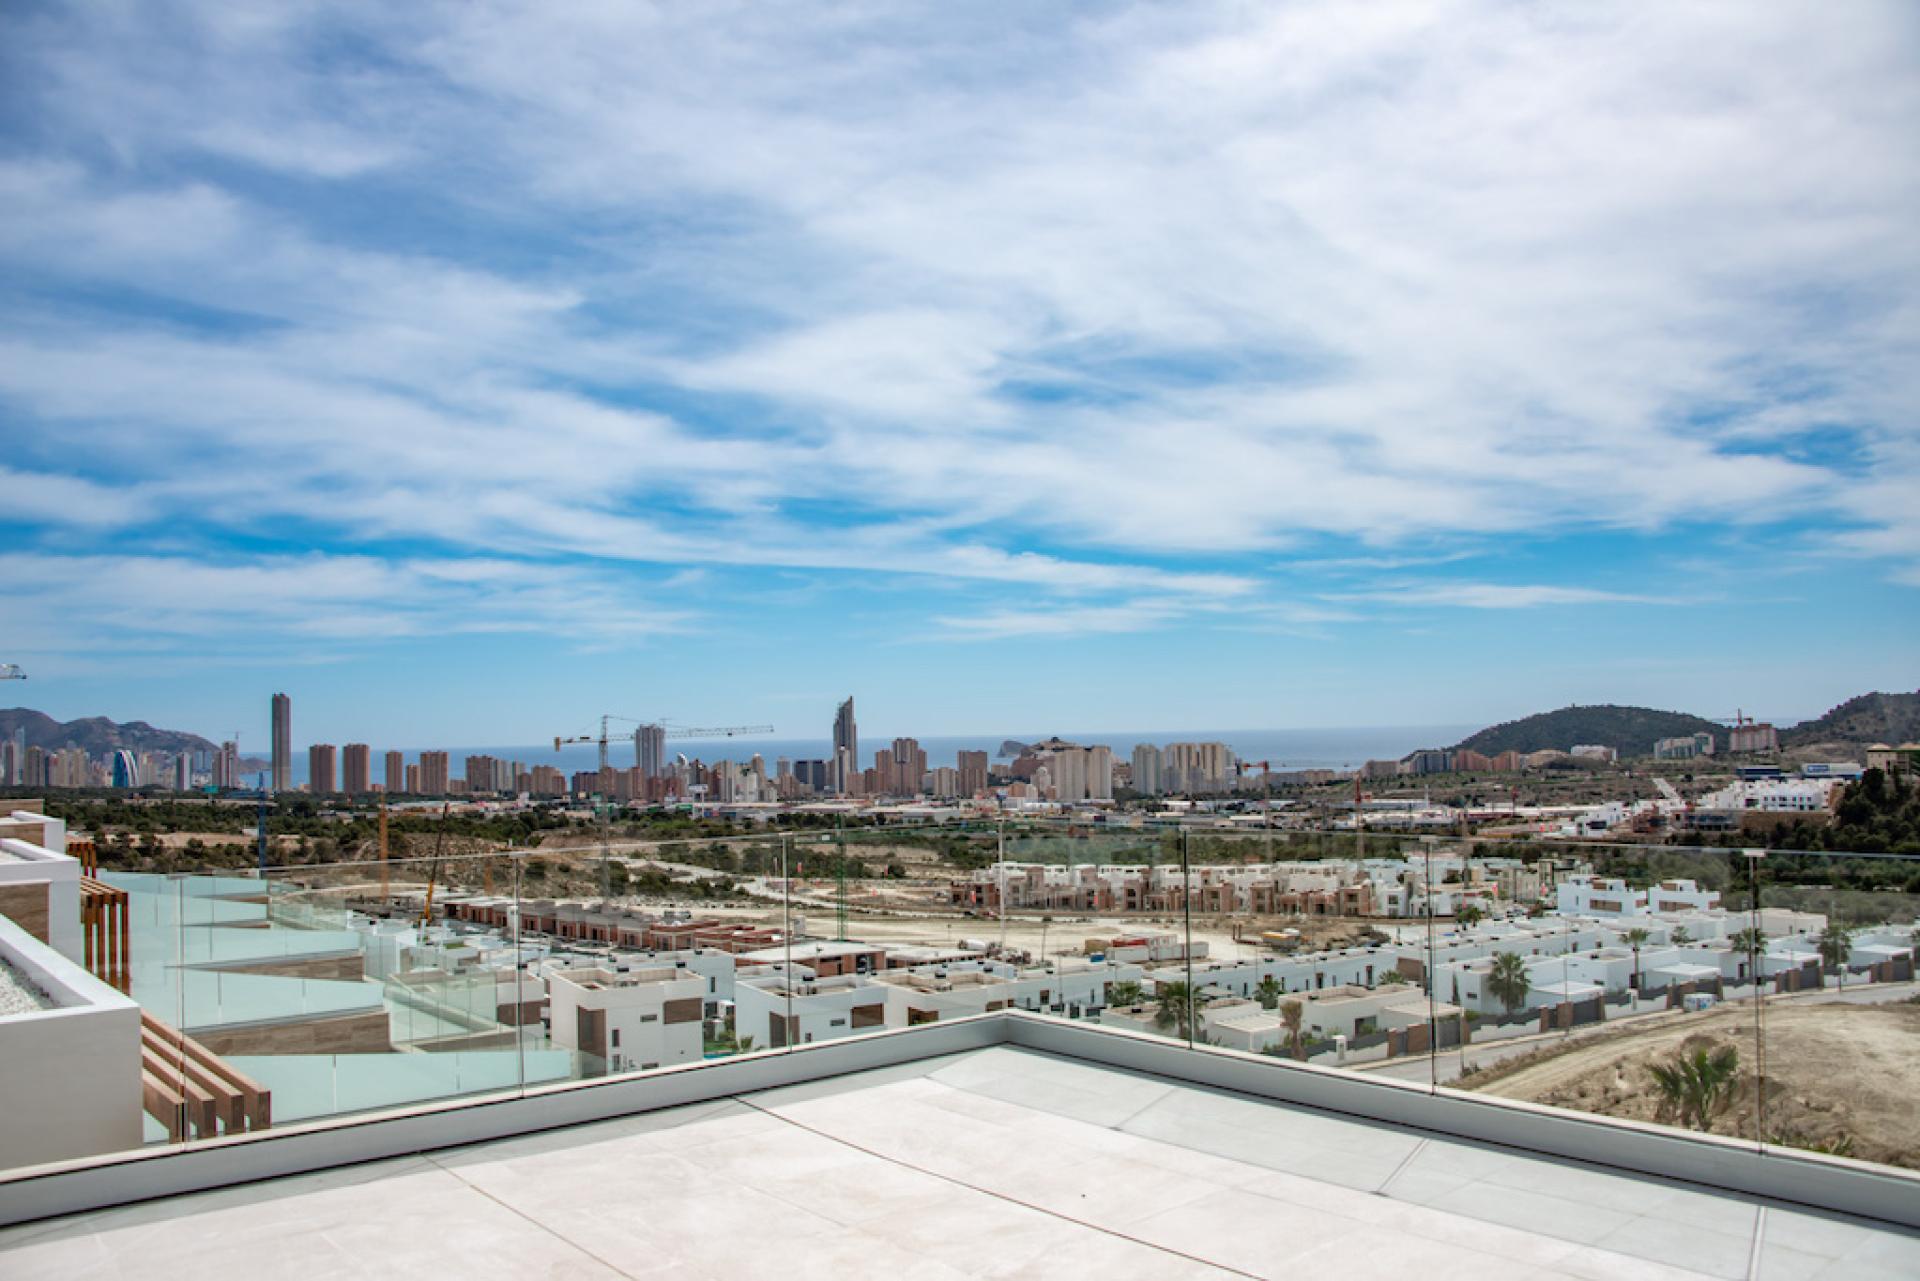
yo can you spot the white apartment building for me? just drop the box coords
[1555,875,1720,918]
[1697,778,1840,813]
[547,964,706,1074]
[734,970,887,1048]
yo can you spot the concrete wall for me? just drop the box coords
[0,837,82,962]
[0,914,144,1169]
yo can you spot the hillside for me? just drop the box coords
[1782,690,1920,748]
[0,708,220,757]
[1453,704,1722,759]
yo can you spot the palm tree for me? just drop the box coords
[1729,928,1765,982]
[1624,927,1650,995]
[1456,903,1484,929]
[1486,951,1530,1017]
[1254,976,1282,1010]
[1671,926,1693,946]
[1649,1044,1740,1133]
[1817,924,1853,990]
[1154,980,1201,1039]
[1107,980,1144,1008]
[1278,998,1305,1059]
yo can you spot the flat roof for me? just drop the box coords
[10,1045,1914,1279]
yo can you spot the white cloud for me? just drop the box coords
[2,0,1917,616]
[1331,582,1659,610]
[0,553,696,652]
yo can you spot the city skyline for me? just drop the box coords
[2,5,1916,743]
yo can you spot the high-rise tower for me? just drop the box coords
[342,744,371,795]
[635,723,667,779]
[832,697,857,793]
[270,692,292,793]
[309,744,337,795]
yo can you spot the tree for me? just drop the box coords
[1154,981,1202,1039]
[1649,1044,1741,1133]
[1486,951,1530,1016]
[1254,976,1282,1010]
[1107,980,1144,1008]
[1624,927,1650,994]
[1278,999,1305,1060]
[1729,928,1765,980]
[1455,903,1484,929]
[1817,924,1853,990]
[1671,926,1692,946]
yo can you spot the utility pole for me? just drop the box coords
[379,794,390,905]
[256,792,269,874]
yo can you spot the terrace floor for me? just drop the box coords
[3,1046,1916,1280]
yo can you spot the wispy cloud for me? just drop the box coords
[0,0,1914,689]
[1330,582,1661,610]
[0,553,696,652]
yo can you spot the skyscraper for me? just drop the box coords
[384,750,405,793]
[832,696,857,793]
[270,692,292,793]
[308,744,337,794]
[1130,743,1163,795]
[957,750,988,797]
[417,750,450,795]
[215,740,239,790]
[110,749,140,789]
[890,737,927,795]
[636,723,666,779]
[342,744,371,795]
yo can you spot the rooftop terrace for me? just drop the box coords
[4,1043,1915,1280]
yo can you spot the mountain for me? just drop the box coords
[1453,704,1724,759]
[0,708,221,757]
[1782,691,1920,748]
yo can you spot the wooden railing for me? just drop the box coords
[80,877,130,992]
[140,1011,271,1141]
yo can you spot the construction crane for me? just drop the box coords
[0,664,25,680]
[553,714,773,896]
[417,801,451,927]
[1235,759,1277,828]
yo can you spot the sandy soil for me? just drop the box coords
[1464,1001,1920,1169]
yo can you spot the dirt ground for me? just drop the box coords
[1463,1001,1920,1169]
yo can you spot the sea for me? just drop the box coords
[279,725,1477,788]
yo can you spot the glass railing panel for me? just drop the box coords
[1757,837,1919,1173]
[506,827,793,1070]
[228,853,541,1125]
[1435,837,1760,1150]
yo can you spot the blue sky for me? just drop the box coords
[1,2,1916,748]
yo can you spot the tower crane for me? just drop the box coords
[553,714,773,896]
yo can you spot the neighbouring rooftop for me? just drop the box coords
[4,1046,1916,1280]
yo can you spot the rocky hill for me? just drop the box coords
[0,708,220,757]
[1782,690,1920,748]
[1453,704,1724,760]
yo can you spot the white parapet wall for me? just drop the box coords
[0,913,145,1168]
[0,835,83,963]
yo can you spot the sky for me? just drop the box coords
[1,1,1916,748]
